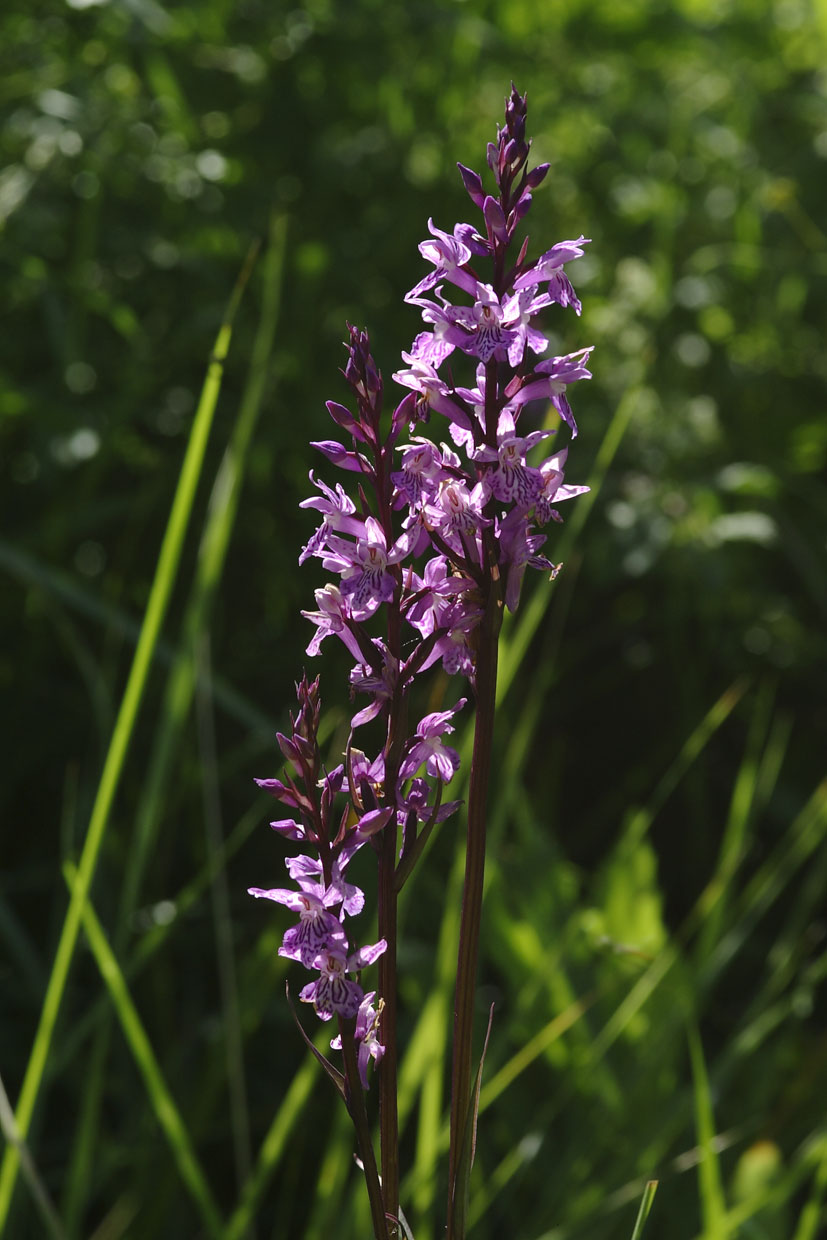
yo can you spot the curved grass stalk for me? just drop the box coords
[0,245,257,1231]
[62,864,225,1239]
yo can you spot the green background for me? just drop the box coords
[1,0,826,1237]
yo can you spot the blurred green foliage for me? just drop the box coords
[1,0,826,1237]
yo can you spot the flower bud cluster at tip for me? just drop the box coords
[250,85,594,1084]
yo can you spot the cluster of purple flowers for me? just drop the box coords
[250,86,592,1089]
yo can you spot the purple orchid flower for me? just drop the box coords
[404,555,477,637]
[247,885,346,968]
[330,991,385,1088]
[391,437,446,508]
[298,472,364,565]
[402,293,462,369]
[512,347,594,437]
[535,449,590,525]
[392,354,473,431]
[501,287,554,366]
[443,282,518,363]
[267,816,311,842]
[405,218,479,302]
[473,409,555,509]
[310,438,369,473]
[299,939,388,1021]
[397,778,462,833]
[415,598,484,678]
[513,236,591,316]
[285,847,366,919]
[422,478,490,561]
[301,584,366,662]
[399,698,467,782]
[322,517,410,620]
[497,508,556,612]
[349,642,398,727]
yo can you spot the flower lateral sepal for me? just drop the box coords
[285,981,347,1099]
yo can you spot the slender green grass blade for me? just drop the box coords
[695,679,775,959]
[61,215,286,1226]
[0,1073,66,1240]
[0,246,256,1230]
[629,1180,658,1240]
[792,1133,827,1240]
[61,864,225,1239]
[687,1022,728,1239]
[752,710,793,820]
[223,1045,323,1240]
[468,1131,544,1232]
[121,212,286,930]
[51,799,267,1082]
[478,996,593,1115]
[626,678,749,849]
[587,681,747,1067]
[61,1019,113,1235]
[86,1194,138,1240]
[701,777,827,988]
[37,591,114,749]
[686,1132,827,1240]
[0,895,44,1001]
[301,1105,354,1239]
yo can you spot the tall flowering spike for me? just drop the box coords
[255,81,591,1003]
[250,85,594,1240]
